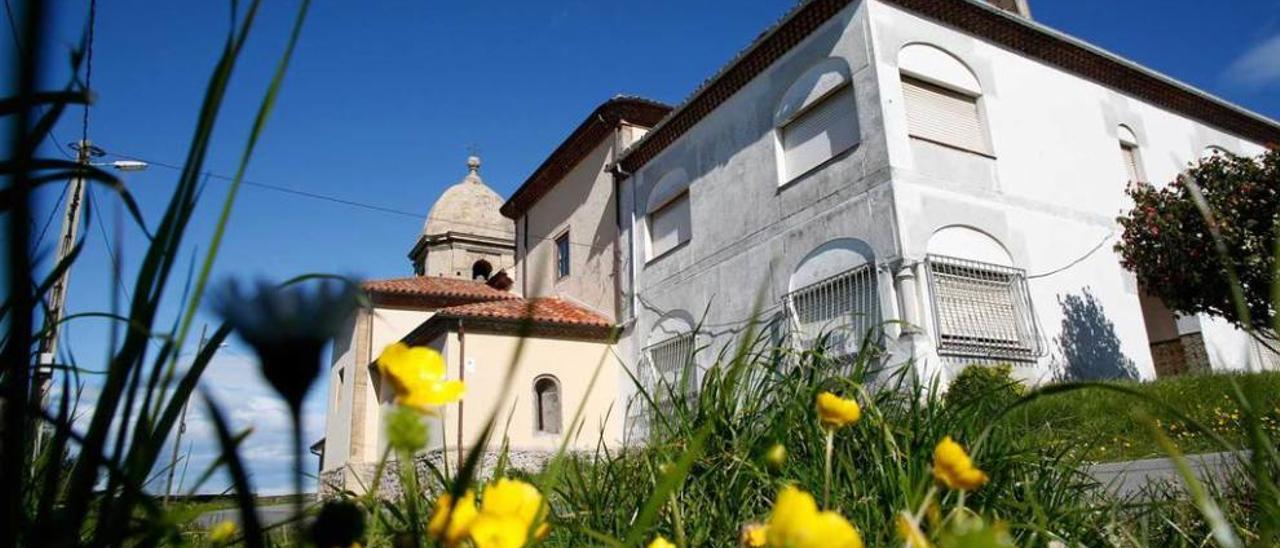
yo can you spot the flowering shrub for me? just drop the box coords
[1115,148,1279,342]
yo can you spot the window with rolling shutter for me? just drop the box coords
[925,255,1041,361]
[902,76,988,154]
[780,85,858,182]
[647,191,690,260]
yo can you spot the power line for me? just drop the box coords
[87,185,132,301]
[107,152,612,251]
[81,0,98,143]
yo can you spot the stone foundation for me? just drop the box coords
[319,448,555,500]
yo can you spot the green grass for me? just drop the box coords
[1010,371,1280,462]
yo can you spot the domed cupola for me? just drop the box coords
[410,156,516,279]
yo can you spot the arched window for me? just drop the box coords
[472,259,493,281]
[1117,125,1144,184]
[925,226,1040,361]
[898,44,989,154]
[533,376,562,434]
[646,169,692,260]
[775,58,859,183]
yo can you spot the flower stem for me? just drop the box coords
[823,429,835,508]
[290,407,305,536]
[670,491,687,547]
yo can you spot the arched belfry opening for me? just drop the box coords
[472,259,493,281]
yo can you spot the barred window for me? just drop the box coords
[925,255,1041,360]
[784,263,879,359]
[640,333,697,412]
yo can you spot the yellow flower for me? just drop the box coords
[896,512,931,548]
[932,436,988,491]
[469,478,550,548]
[816,392,861,430]
[765,444,787,469]
[649,536,677,548]
[741,523,768,547]
[208,520,237,544]
[377,342,465,413]
[428,490,478,546]
[766,486,863,548]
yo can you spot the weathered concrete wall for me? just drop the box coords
[319,449,556,499]
[619,1,891,405]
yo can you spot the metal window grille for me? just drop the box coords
[629,332,697,435]
[925,255,1042,361]
[782,263,880,363]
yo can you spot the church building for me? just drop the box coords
[322,0,1280,493]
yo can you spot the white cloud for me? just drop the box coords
[1224,33,1280,89]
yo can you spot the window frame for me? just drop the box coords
[554,229,571,280]
[645,189,692,263]
[899,74,992,157]
[776,82,859,185]
[924,254,1042,361]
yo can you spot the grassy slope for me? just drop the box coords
[1009,371,1280,462]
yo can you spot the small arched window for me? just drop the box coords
[1117,125,1144,185]
[775,58,859,183]
[533,376,562,434]
[472,259,493,281]
[898,44,989,154]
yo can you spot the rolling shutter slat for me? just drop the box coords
[902,76,987,154]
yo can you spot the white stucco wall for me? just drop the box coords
[867,0,1272,381]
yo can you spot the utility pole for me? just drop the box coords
[33,140,100,452]
[164,324,207,506]
[33,141,146,455]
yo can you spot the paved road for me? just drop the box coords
[195,504,299,530]
[1087,451,1248,499]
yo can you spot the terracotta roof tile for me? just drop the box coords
[435,297,612,328]
[362,276,517,308]
[406,297,617,343]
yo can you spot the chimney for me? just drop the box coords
[984,0,1031,18]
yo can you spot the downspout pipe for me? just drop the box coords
[456,319,466,464]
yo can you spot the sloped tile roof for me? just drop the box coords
[500,96,671,219]
[435,297,613,327]
[407,297,617,342]
[362,276,517,308]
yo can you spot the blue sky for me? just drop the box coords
[13,1,1280,495]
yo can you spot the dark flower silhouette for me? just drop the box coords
[212,278,360,414]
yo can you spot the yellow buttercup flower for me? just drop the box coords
[377,342,465,413]
[208,520,237,544]
[765,444,787,469]
[741,523,768,547]
[896,512,931,548]
[932,436,988,491]
[766,486,863,548]
[469,478,550,548]
[815,392,861,430]
[428,490,478,546]
[648,536,677,548]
